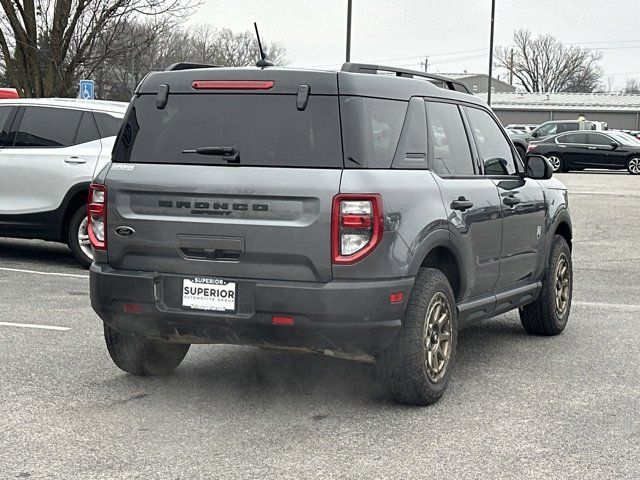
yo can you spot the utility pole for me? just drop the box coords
[487,0,496,106]
[509,48,514,85]
[422,57,429,72]
[346,0,352,62]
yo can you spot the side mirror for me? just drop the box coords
[531,131,539,138]
[610,142,619,150]
[525,154,553,180]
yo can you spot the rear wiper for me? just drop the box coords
[181,146,240,163]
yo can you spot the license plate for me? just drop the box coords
[182,278,236,312]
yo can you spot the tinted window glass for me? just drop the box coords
[587,133,611,145]
[392,98,427,169]
[535,123,557,137]
[14,107,82,147]
[341,97,407,168]
[428,101,474,175]
[559,122,579,133]
[75,112,100,144]
[0,106,15,147]
[114,94,342,168]
[559,133,587,144]
[466,107,516,176]
[94,112,122,138]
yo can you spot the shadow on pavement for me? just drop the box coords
[98,315,534,408]
[0,237,81,270]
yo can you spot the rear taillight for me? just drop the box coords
[332,194,383,265]
[88,184,107,251]
[527,144,538,152]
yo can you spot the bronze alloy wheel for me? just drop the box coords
[554,252,570,317]
[423,292,453,383]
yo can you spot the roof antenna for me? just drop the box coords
[254,22,274,68]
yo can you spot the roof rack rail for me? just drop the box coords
[341,63,472,94]
[165,62,221,71]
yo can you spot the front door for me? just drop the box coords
[464,105,546,290]
[426,101,502,299]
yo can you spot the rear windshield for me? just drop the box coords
[113,94,343,168]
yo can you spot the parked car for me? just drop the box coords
[89,62,572,406]
[528,130,640,174]
[0,88,19,99]
[0,98,127,266]
[506,128,528,159]
[530,120,603,140]
[505,124,537,134]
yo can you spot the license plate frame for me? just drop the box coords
[182,277,236,312]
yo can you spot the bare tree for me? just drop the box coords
[495,30,603,93]
[623,78,640,94]
[91,24,288,100]
[0,0,198,98]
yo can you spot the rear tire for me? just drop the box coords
[67,204,92,268]
[547,154,564,173]
[519,235,572,335]
[376,268,457,406]
[104,324,190,376]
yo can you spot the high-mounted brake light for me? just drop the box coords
[88,183,107,251]
[192,80,275,90]
[332,194,383,265]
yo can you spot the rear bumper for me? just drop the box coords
[90,264,414,355]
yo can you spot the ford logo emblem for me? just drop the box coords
[115,226,135,237]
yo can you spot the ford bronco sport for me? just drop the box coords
[89,63,573,405]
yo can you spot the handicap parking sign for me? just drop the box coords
[79,79,95,100]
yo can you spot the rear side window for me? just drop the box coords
[341,97,407,168]
[0,106,15,147]
[94,112,122,138]
[75,112,100,144]
[427,101,474,175]
[559,133,587,144]
[114,94,342,168]
[14,107,82,147]
[466,107,517,176]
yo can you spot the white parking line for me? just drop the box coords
[0,266,88,279]
[0,321,70,331]
[574,301,640,312]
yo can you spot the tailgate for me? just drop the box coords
[105,164,340,282]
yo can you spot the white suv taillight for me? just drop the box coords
[88,184,107,250]
[332,194,383,265]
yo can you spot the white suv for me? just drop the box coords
[0,98,127,266]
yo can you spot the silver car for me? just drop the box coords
[0,98,127,266]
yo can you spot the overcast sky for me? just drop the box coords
[192,0,640,89]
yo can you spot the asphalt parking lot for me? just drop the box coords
[0,171,638,479]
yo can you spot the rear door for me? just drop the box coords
[556,132,588,168]
[426,100,502,299]
[464,106,546,290]
[0,106,96,215]
[105,80,343,283]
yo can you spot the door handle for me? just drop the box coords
[64,156,87,164]
[503,195,521,206]
[558,144,566,148]
[587,146,597,150]
[450,196,474,212]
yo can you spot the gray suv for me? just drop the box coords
[89,63,573,405]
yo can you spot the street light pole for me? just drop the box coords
[487,0,496,106]
[346,0,352,62]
